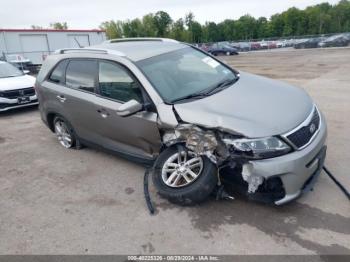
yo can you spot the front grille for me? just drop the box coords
[0,99,38,109]
[0,87,35,99]
[286,108,321,149]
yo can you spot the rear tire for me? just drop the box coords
[53,116,76,149]
[152,146,218,206]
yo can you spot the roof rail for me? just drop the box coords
[105,38,179,44]
[55,48,108,54]
[54,48,125,56]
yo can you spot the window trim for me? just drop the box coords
[64,58,98,94]
[47,59,69,85]
[46,58,98,96]
[96,59,149,105]
[45,57,157,112]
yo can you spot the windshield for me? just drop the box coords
[0,62,24,78]
[136,47,237,103]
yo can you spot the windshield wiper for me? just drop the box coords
[171,92,210,103]
[171,76,239,104]
[202,77,239,96]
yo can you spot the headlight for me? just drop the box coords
[223,136,291,159]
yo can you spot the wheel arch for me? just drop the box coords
[46,112,58,133]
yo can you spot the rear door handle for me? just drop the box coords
[56,95,66,103]
[97,108,110,118]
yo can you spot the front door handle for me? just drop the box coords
[56,95,66,103]
[97,108,110,118]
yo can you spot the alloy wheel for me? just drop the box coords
[54,120,73,148]
[161,151,204,188]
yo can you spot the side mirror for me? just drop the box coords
[116,99,143,117]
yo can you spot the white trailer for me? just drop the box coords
[0,29,106,65]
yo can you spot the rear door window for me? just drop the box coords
[98,61,143,103]
[66,59,97,93]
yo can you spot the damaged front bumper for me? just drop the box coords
[161,110,327,206]
[241,115,327,205]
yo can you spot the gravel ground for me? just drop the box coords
[0,47,349,255]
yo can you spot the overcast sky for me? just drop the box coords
[0,0,341,29]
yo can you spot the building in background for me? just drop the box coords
[0,29,106,66]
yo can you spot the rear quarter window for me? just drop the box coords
[48,60,68,84]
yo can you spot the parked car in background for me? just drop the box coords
[260,41,268,49]
[294,37,325,49]
[6,54,32,71]
[4,54,40,74]
[286,39,298,47]
[234,42,250,52]
[268,41,277,49]
[0,61,37,112]
[199,43,211,52]
[36,38,327,206]
[208,43,239,56]
[318,34,350,48]
[250,42,261,50]
[276,41,287,48]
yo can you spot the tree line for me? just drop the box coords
[31,22,69,30]
[100,0,350,43]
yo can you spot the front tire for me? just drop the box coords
[153,146,218,206]
[53,116,76,149]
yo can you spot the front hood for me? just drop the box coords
[0,75,36,91]
[174,72,313,138]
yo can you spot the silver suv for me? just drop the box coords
[36,38,327,206]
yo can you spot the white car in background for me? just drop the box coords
[260,41,268,49]
[0,61,38,112]
[276,41,287,48]
[4,54,40,74]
